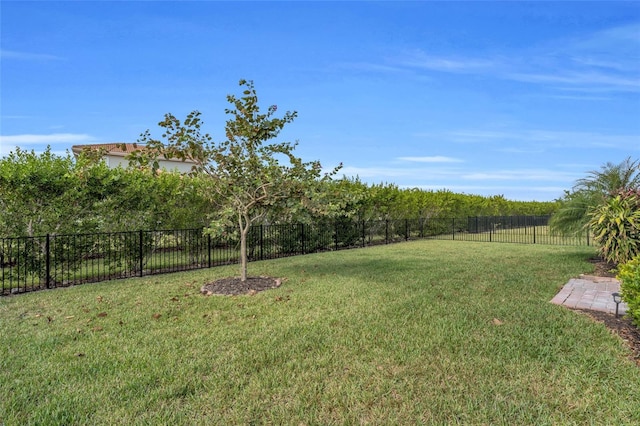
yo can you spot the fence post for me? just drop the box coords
[138,230,144,277]
[452,218,455,240]
[334,222,338,251]
[258,225,263,260]
[207,233,212,268]
[533,222,536,244]
[45,234,51,289]
[300,223,305,254]
[489,222,492,243]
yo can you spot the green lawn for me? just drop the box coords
[1,240,638,425]
[429,224,590,246]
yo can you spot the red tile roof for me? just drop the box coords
[71,143,196,163]
[71,143,144,157]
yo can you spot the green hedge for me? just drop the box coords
[618,255,640,326]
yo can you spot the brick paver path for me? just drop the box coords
[551,275,627,315]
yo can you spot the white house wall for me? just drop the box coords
[105,155,194,173]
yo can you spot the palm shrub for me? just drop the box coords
[551,157,640,236]
[588,190,640,264]
[617,254,640,326]
[549,190,595,235]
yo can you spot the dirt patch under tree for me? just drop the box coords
[200,276,282,296]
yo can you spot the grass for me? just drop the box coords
[430,225,590,246]
[1,240,639,424]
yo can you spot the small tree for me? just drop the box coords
[135,79,341,281]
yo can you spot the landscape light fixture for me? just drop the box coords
[612,292,622,318]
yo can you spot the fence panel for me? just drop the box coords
[1,215,592,295]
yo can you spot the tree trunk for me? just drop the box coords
[239,214,249,282]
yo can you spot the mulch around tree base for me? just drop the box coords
[588,256,617,278]
[200,276,282,296]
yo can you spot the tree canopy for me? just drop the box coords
[135,79,341,281]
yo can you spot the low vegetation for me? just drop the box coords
[1,240,639,424]
[618,255,640,327]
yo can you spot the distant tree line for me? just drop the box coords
[330,179,558,222]
[0,147,557,240]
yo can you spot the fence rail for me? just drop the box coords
[1,215,590,295]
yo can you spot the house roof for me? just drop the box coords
[71,143,144,158]
[71,143,196,163]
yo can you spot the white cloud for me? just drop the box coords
[360,24,640,95]
[397,184,567,201]
[340,165,464,180]
[0,115,34,120]
[413,128,640,150]
[461,169,579,182]
[495,147,544,154]
[341,164,582,183]
[335,62,414,75]
[397,156,463,163]
[498,24,640,93]
[571,23,640,65]
[398,50,496,73]
[507,71,640,93]
[340,166,420,179]
[0,133,98,157]
[0,49,61,61]
[0,133,96,144]
[542,94,613,101]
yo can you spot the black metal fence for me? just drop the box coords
[1,215,590,295]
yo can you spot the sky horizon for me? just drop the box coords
[1,1,639,202]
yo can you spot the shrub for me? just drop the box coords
[588,191,640,264]
[617,255,640,326]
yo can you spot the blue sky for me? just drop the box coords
[1,1,639,201]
